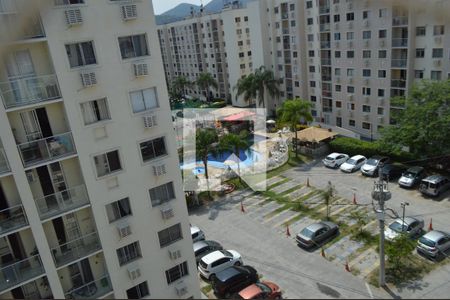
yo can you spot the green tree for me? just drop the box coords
[385,233,416,271]
[196,128,218,199]
[321,181,336,220]
[219,131,250,183]
[172,75,192,99]
[379,80,450,158]
[234,66,280,107]
[276,98,313,158]
[196,72,218,102]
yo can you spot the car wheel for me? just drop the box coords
[234,261,241,266]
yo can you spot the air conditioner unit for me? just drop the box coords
[153,164,166,176]
[80,71,97,87]
[434,36,442,44]
[65,8,83,26]
[308,42,313,48]
[364,78,369,85]
[348,94,354,101]
[175,282,188,297]
[168,248,182,260]
[335,76,340,83]
[307,9,311,16]
[378,116,384,123]
[433,59,441,67]
[160,203,174,220]
[336,109,341,116]
[364,60,370,67]
[364,39,370,47]
[134,63,149,77]
[378,97,385,105]
[127,264,141,280]
[363,20,369,28]
[348,21,353,29]
[379,39,386,47]
[349,111,354,118]
[335,41,340,48]
[117,221,132,239]
[143,114,157,128]
[121,4,137,20]
[348,77,353,84]
[334,23,339,30]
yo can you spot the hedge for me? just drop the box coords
[329,137,416,163]
[210,101,227,108]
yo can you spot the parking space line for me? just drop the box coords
[365,282,374,299]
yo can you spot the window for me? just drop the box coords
[239,52,244,58]
[307,34,314,41]
[335,85,341,92]
[335,51,341,58]
[247,51,252,56]
[378,50,387,58]
[240,64,245,69]
[334,14,340,22]
[379,29,387,38]
[362,122,371,130]
[363,50,371,58]
[346,32,354,40]
[307,18,313,25]
[347,68,354,76]
[149,182,175,207]
[379,8,387,17]
[140,137,167,162]
[158,223,183,247]
[346,13,354,21]
[335,68,341,76]
[431,71,441,80]
[130,87,158,113]
[416,26,426,36]
[55,0,84,5]
[433,25,444,35]
[309,66,315,72]
[416,48,425,58]
[165,261,189,284]
[290,3,295,10]
[347,86,355,93]
[308,50,315,57]
[432,48,443,58]
[65,41,96,68]
[346,51,354,58]
[94,150,122,177]
[235,17,241,23]
[362,69,371,77]
[362,105,371,112]
[244,16,248,21]
[336,101,342,108]
[306,1,313,8]
[362,87,371,95]
[334,33,341,40]
[347,103,355,110]
[378,89,385,97]
[126,282,149,299]
[106,198,132,223]
[377,107,384,115]
[349,119,355,126]
[363,11,370,19]
[363,31,371,39]
[414,70,424,79]
[118,34,149,59]
[80,98,110,125]
[117,241,142,266]
[310,81,316,87]
[310,96,317,102]
[291,20,296,27]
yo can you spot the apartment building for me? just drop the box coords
[0,0,200,299]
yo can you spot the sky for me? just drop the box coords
[153,0,212,15]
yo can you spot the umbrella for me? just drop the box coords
[266,119,276,124]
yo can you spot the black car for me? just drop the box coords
[381,164,407,181]
[193,240,223,265]
[212,265,258,298]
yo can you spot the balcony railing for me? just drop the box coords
[281,13,289,20]
[35,185,89,220]
[319,7,330,14]
[64,275,112,299]
[283,43,290,50]
[0,149,10,174]
[392,16,408,26]
[320,23,330,32]
[0,204,28,236]
[0,74,61,109]
[51,231,101,267]
[17,132,76,168]
[282,29,289,35]
[0,0,16,14]
[320,41,331,48]
[391,79,407,88]
[323,107,333,113]
[0,255,44,292]
[321,59,331,65]
[391,59,407,68]
[392,38,408,47]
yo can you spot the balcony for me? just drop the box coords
[35,185,89,221]
[0,0,16,14]
[323,107,333,113]
[0,149,10,175]
[320,23,330,32]
[392,16,408,26]
[391,79,407,88]
[0,205,28,236]
[0,75,61,110]
[0,255,44,292]
[319,7,330,14]
[392,38,408,48]
[64,275,112,299]
[322,90,332,97]
[391,59,407,68]
[17,132,76,168]
[51,231,101,268]
[282,29,289,35]
[321,59,331,65]
[281,13,289,20]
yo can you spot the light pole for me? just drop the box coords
[401,202,410,232]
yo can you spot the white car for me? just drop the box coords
[191,225,205,242]
[385,217,424,241]
[322,153,349,168]
[360,156,390,177]
[198,250,243,280]
[339,155,367,173]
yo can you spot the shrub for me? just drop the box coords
[210,100,227,108]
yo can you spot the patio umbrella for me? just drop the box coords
[266,119,276,124]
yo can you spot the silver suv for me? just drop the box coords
[419,175,450,197]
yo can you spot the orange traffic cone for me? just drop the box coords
[286,224,291,237]
[345,261,351,272]
[306,177,310,187]
[352,193,357,205]
[321,248,326,258]
[240,201,245,213]
[428,218,433,231]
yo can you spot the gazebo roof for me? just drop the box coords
[295,127,338,143]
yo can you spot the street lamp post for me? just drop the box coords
[401,202,410,232]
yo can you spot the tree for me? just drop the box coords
[385,233,416,271]
[276,98,313,158]
[350,209,369,235]
[172,75,192,99]
[234,66,280,107]
[196,72,218,102]
[196,128,218,199]
[218,131,250,183]
[321,181,336,220]
[379,80,450,158]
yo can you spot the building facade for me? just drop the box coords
[0,0,200,299]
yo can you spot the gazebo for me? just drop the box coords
[293,127,338,157]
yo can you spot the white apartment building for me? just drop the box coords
[0,0,200,299]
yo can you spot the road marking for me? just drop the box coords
[365,282,374,299]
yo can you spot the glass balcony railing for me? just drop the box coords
[0,204,28,236]
[320,23,330,32]
[51,231,101,267]
[0,255,44,292]
[0,14,45,41]
[391,59,407,68]
[64,275,112,299]
[0,0,17,14]
[391,79,407,88]
[35,185,89,220]
[0,74,61,109]
[392,16,408,26]
[0,149,10,174]
[392,38,408,47]
[320,41,331,48]
[319,7,330,14]
[321,59,331,65]
[17,132,76,168]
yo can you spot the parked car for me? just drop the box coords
[211,265,258,298]
[322,152,349,168]
[191,225,205,242]
[417,230,450,258]
[340,155,367,173]
[296,221,339,248]
[238,281,282,299]
[419,175,450,197]
[193,240,223,265]
[384,217,424,241]
[360,156,390,177]
[198,250,243,280]
[380,164,407,181]
[398,166,426,188]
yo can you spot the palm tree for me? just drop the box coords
[196,128,218,198]
[196,72,218,102]
[322,181,336,220]
[172,75,192,99]
[219,131,250,183]
[234,66,280,107]
[277,98,313,158]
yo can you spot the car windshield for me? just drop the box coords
[366,159,379,166]
[300,227,315,238]
[389,221,407,233]
[403,171,415,179]
[325,156,335,161]
[221,250,232,257]
[419,236,436,247]
[256,283,272,294]
[346,159,356,165]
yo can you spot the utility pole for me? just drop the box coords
[372,162,391,287]
[401,202,409,232]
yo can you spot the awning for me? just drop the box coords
[223,111,256,121]
[295,127,338,143]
